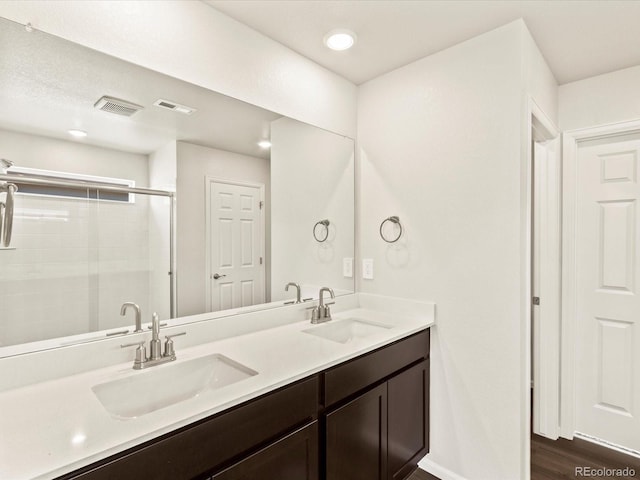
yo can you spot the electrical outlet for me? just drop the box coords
[362,258,374,280]
[343,257,353,278]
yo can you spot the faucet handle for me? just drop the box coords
[163,332,186,357]
[121,341,147,366]
[323,303,335,320]
[306,305,321,323]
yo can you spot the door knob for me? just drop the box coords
[213,273,226,279]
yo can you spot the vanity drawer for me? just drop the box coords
[63,375,319,480]
[323,329,429,407]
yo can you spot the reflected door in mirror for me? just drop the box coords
[207,178,265,312]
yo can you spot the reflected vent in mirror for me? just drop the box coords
[94,96,144,116]
[153,99,196,115]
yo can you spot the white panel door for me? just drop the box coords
[575,138,640,451]
[208,180,264,312]
[532,140,561,440]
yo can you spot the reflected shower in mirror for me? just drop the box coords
[0,17,354,356]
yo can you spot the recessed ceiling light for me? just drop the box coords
[258,140,272,149]
[323,29,357,51]
[68,129,87,138]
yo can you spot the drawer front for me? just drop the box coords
[212,421,318,480]
[63,376,319,480]
[324,329,429,407]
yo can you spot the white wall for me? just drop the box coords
[0,129,153,345]
[176,142,269,316]
[0,0,356,139]
[522,26,558,123]
[358,21,534,480]
[270,117,355,301]
[559,65,640,131]
[0,129,148,185]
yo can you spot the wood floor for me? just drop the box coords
[407,435,640,480]
[407,467,439,480]
[532,434,640,480]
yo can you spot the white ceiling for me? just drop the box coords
[206,0,640,85]
[0,16,280,158]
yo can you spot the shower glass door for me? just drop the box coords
[0,178,173,349]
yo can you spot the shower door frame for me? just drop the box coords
[0,173,177,318]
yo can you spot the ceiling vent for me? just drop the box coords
[153,99,196,115]
[94,96,144,117]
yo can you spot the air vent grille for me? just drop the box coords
[94,96,144,117]
[153,99,196,115]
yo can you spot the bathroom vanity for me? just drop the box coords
[58,330,429,480]
[0,294,434,480]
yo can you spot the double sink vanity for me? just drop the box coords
[0,293,434,480]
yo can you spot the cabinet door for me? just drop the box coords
[212,422,318,480]
[387,360,429,480]
[326,383,388,480]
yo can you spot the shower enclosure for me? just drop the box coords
[0,169,174,348]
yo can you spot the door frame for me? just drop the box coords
[204,176,266,312]
[560,118,640,439]
[531,104,561,441]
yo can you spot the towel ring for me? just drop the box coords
[379,216,402,243]
[313,219,330,242]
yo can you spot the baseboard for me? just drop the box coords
[574,432,640,459]
[418,458,469,480]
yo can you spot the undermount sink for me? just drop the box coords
[302,318,392,344]
[92,354,257,419]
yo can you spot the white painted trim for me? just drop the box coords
[204,176,266,312]
[530,98,560,142]
[521,96,560,479]
[574,432,640,459]
[532,138,561,440]
[560,118,640,440]
[419,458,469,480]
[520,93,534,480]
[529,97,562,442]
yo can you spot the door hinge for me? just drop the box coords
[259,201,264,210]
[260,256,263,265]
[532,296,540,306]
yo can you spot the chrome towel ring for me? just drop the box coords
[313,219,330,242]
[379,216,402,243]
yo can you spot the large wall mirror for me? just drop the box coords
[0,17,354,357]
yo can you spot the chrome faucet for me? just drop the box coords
[285,282,302,304]
[120,302,143,333]
[150,312,162,360]
[309,287,335,324]
[121,312,186,370]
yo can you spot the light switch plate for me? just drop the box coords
[343,257,353,278]
[362,258,374,280]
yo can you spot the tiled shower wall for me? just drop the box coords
[0,193,155,346]
[0,129,172,347]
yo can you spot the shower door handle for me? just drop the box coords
[0,183,17,248]
[213,273,227,280]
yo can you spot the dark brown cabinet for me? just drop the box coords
[59,329,429,480]
[326,383,388,480]
[388,360,430,480]
[60,377,319,480]
[212,422,318,480]
[324,356,429,480]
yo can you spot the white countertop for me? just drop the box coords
[0,294,434,480]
